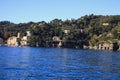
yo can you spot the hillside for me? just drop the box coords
[0,14,120,50]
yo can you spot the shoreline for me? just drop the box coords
[1,44,120,52]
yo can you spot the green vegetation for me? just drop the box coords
[0,14,120,48]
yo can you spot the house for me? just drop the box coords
[107,33,113,38]
[52,36,62,47]
[17,32,21,38]
[98,42,113,50]
[7,31,32,46]
[26,31,31,36]
[20,36,28,46]
[102,23,109,26]
[20,31,31,46]
[84,41,114,51]
[7,36,19,46]
[80,29,84,33]
[53,36,61,41]
[63,30,70,34]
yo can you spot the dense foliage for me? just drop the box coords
[0,14,120,48]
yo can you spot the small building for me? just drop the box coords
[7,36,19,46]
[26,31,31,36]
[83,45,89,49]
[17,32,21,38]
[89,46,94,49]
[53,36,61,42]
[84,41,114,51]
[102,23,109,26]
[20,31,31,46]
[63,30,70,34]
[80,29,84,33]
[52,36,62,48]
[20,36,28,46]
[98,42,113,50]
[7,31,32,46]
[93,46,98,50]
[107,33,113,38]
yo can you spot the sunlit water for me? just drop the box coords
[0,46,120,80]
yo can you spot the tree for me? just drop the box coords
[3,32,10,40]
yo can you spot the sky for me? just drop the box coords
[0,0,120,23]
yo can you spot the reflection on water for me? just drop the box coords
[0,46,120,80]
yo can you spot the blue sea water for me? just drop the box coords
[0,46,120,80]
